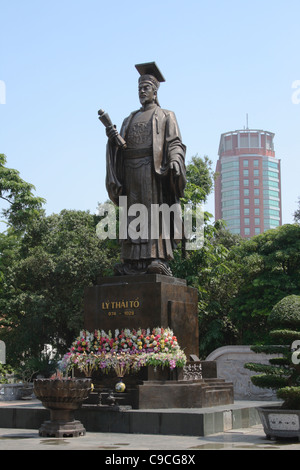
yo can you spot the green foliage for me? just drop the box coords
[181,155,214,205]
[0,209,119,365]
[0,364,16,383]
[250,344,288,355]
[171,155,240,357]
[270,329,300,343]
[1,153,300,370]
[269,295,300,328]
[0,154,45,231]
[229,224,300,344]
[15,355,58,381]
[277,387,300,410]
[251,374,289,390]
[245,295,300,409]
[294,197,300,223]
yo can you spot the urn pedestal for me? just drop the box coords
[33,378,91,437]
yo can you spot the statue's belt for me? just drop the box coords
[123,147,153,159]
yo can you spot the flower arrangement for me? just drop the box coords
[69,327,182,355]
[62,327,186,377]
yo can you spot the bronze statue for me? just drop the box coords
[100,62,186,276]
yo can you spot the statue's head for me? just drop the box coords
[135,62,165,107]
[138,77,158,106]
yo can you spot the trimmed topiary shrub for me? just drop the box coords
[245,295,300,410]
[268,295,300,329]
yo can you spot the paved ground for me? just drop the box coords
[0,424,299,451]
[0,398,299,451]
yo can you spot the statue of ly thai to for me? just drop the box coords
[99,62,186,276]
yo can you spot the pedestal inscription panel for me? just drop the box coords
[84,274,199,358]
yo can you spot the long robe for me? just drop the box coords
[106,104,186,266]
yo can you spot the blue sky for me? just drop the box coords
[0,0,299,225]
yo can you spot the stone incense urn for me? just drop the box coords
[33,378,91,437]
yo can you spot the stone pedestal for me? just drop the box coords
[83,274,234,409]
[84,274,199,358]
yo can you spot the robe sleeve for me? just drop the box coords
[105,140,123,206]
[164,111,187,200]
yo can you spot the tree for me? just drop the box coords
[171,155,241,357]
[245,295,300,410]
[0,154,45,231]
[182,155,214,206]
[229,224,300,344]
[294,197,300,223]
[0,210,118,365]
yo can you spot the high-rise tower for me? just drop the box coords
[215,128,282,237]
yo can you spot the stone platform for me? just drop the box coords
[0,399,279,437]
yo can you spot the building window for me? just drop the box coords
[243,160,249,167]
[222,209,240,218]
[222,161,239,170]
[243,169,249,177]
[244,208,249,215]
[263,189,279,198]
[222,170,239,180]
[244,189,249,196]
[255,218,260,225]
[222,189,240,198]
[264,180,279,188]
[222,199,240,209]
[264,209,280,217]
[226,218,241,227]
[254,198,260,205]
[254,179,259,186]
[263,170,278,179]
[244,218,250,225]
[263,160,278,170]
[244,198,250,205]
[254,160,259,166]
[264,218,280,227]
[240,135,249,148]
[244,228,250,235]
[254,169,259,177]
[222,180,240,189]
[254,188,260,196]
[255,227,261,235]
[250,134,259,147]
[244,179,249,186]
[264,199,280,208]
[255,208,260,215]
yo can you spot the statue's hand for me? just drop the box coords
[106,125,119,141]
[170,160,180,177]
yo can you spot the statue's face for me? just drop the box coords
[138,81,156,105]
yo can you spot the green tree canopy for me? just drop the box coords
[0,154,45,231]
[294,197,300,223]
[171,155,241,357]
[229,224,300,344]
[0,210,118,365]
